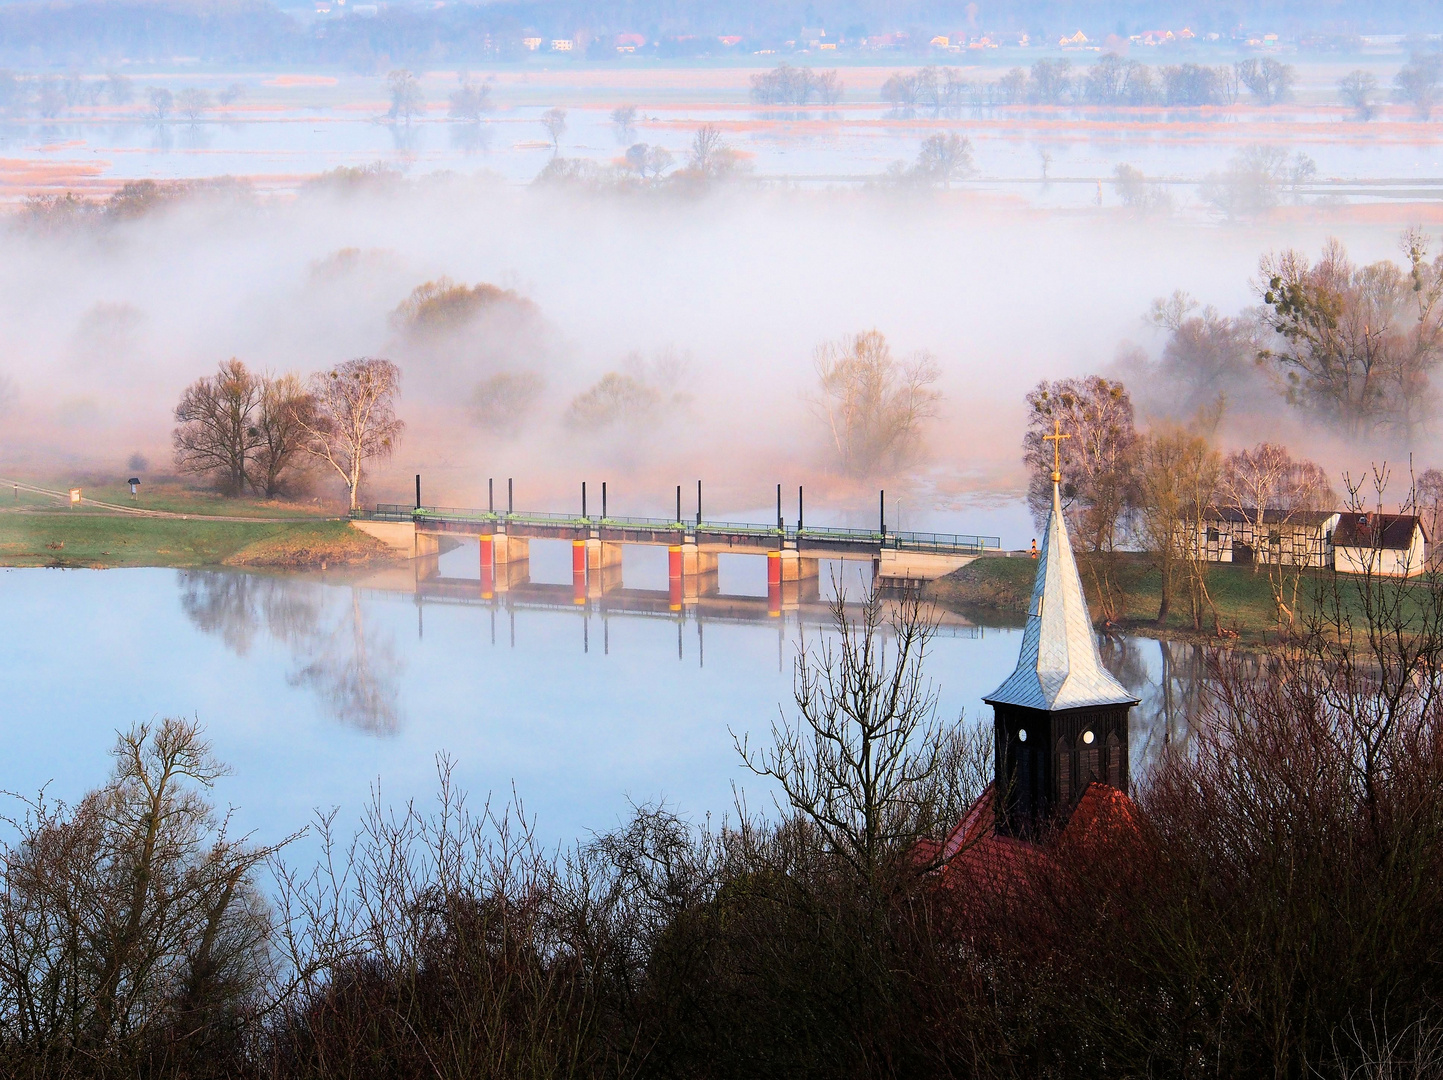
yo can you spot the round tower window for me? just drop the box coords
[1018,729,1028,742]
[1082,730,1095,745]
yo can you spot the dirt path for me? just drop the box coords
[0,477,335,524]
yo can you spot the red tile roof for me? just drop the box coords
[928,781,1141,898]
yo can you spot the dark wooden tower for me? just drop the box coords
[983,443,1138,838]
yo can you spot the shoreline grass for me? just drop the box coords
[0,513,397,569]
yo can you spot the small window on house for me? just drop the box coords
[1107,732,1122,788]
[1017,728,1028,742]
[1207,528,1220,543]
[1268,529,1281,546]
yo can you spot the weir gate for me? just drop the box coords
[352,495,1002,612]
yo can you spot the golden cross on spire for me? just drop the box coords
[1043,418,1070,483]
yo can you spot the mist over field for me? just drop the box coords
[2,176,1425,523]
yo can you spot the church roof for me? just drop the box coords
[920,781,1142,898]
[983,479,1137,712]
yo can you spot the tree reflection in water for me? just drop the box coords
[1099,634,1215,779]
[288,590,402,736]
[177,571,403,735]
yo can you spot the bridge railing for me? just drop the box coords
[354,506,1000,554]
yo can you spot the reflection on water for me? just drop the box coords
[1100,634,1211,778]
[0,566,1214,862]
[179,571,403,735]
[178,568,1207,767]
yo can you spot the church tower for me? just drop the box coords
[984,427,1138,838]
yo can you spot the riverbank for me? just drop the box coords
[0,512,398,569]
[926,553,1328,647]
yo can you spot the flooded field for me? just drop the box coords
[3,59,1441,210]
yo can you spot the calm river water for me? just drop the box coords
[1,545,1202,858]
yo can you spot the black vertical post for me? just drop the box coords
[488,478,494,514]
[415,474,421,510]
[602,482,607,520]
[799,486,804,531]
[676,485,682,524]
[697,480,702,526]
[508,478,514,515]
[776,483,782,530]
[582,481,587,519]
[880,489,886,537]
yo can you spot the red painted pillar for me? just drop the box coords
[480,535,494,599]
[669,544,683,611]
[572,539,586,605]
[767,550,781,617]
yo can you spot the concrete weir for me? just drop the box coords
[350,499,1001,610]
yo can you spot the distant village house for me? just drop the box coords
[1332,512,1428,578]
[1195,508,1427,578]
[1198,508,1338,568]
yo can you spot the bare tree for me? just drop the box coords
[880,71,918,110]
[912,132,974,188]
[815,69,844,105]
[735,586,967,883]
[0,718,287,1075]
[447,75,491,121]
[146,86,172,122]
[1146,297,1264,415]
[1394,52,1442,119]
[625,142,673,179]
[540,106,567,151]
[173,358,264,496]
[1221,443,1334,629]
[175,86,210,124]
[1237,58,1296,105]
[1135,425,1221,628]
[386,69,424,123]
[254,373,316,498]
[687,123,739,178]
[1339,69,1379,119]
[1024,376,1138,621]
[813,329,941,477]
[1260,231,1443,438]
[300,357,404,511]
[106,71,134,105]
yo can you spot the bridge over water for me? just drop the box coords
[351,482,1002,610]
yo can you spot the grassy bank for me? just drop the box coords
[0,513,397,569]
[0,476,336,519]
[927,553,1364,645]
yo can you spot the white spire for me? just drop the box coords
[984,478,1137,712]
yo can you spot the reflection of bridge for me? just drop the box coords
[352,493,1001,608]
[352,573,988,665]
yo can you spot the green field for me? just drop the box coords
[928,553,1403,645]
[0,477,333,520]
[0,513,394,569]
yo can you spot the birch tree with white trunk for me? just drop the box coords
[301,357,404,510]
